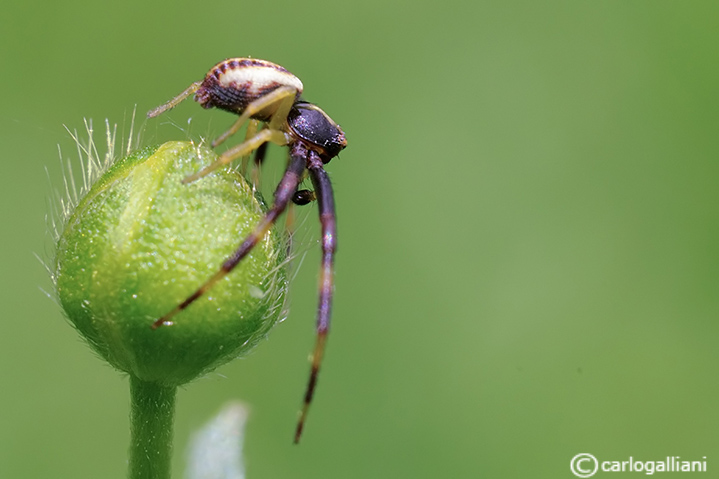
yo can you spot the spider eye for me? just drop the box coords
[288,103,347,160]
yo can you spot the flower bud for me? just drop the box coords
[54,141,287,386]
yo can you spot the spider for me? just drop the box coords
[146,58,347,443]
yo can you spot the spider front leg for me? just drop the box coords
[151,146,307,329]
[294,151,337,443]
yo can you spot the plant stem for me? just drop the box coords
[129,375,177,479]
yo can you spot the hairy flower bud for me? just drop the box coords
[54,141,287,387]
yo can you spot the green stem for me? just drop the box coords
[129,375,177,479]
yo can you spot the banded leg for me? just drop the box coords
[152,147,307,329]
[294,152,337,443]
[147,82,202,118]
[182,129,288,184]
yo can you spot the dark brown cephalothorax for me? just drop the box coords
[288,102,347,160]
[147,57,346,444]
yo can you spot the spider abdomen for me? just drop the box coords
[195,58,304,120]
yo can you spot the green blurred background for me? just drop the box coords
[2,0,718,477]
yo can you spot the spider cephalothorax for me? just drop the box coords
[147,57,346,443]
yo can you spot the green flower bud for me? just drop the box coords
[54,141,288,387]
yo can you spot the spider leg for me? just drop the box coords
[181,129,288,184]
[147,82,202,118]
[212,116,246,149]
[294,152,336,443]
[151,145,307,329]
[240,120,261,176]
[210,86,297,148]
[251,139,269,192]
